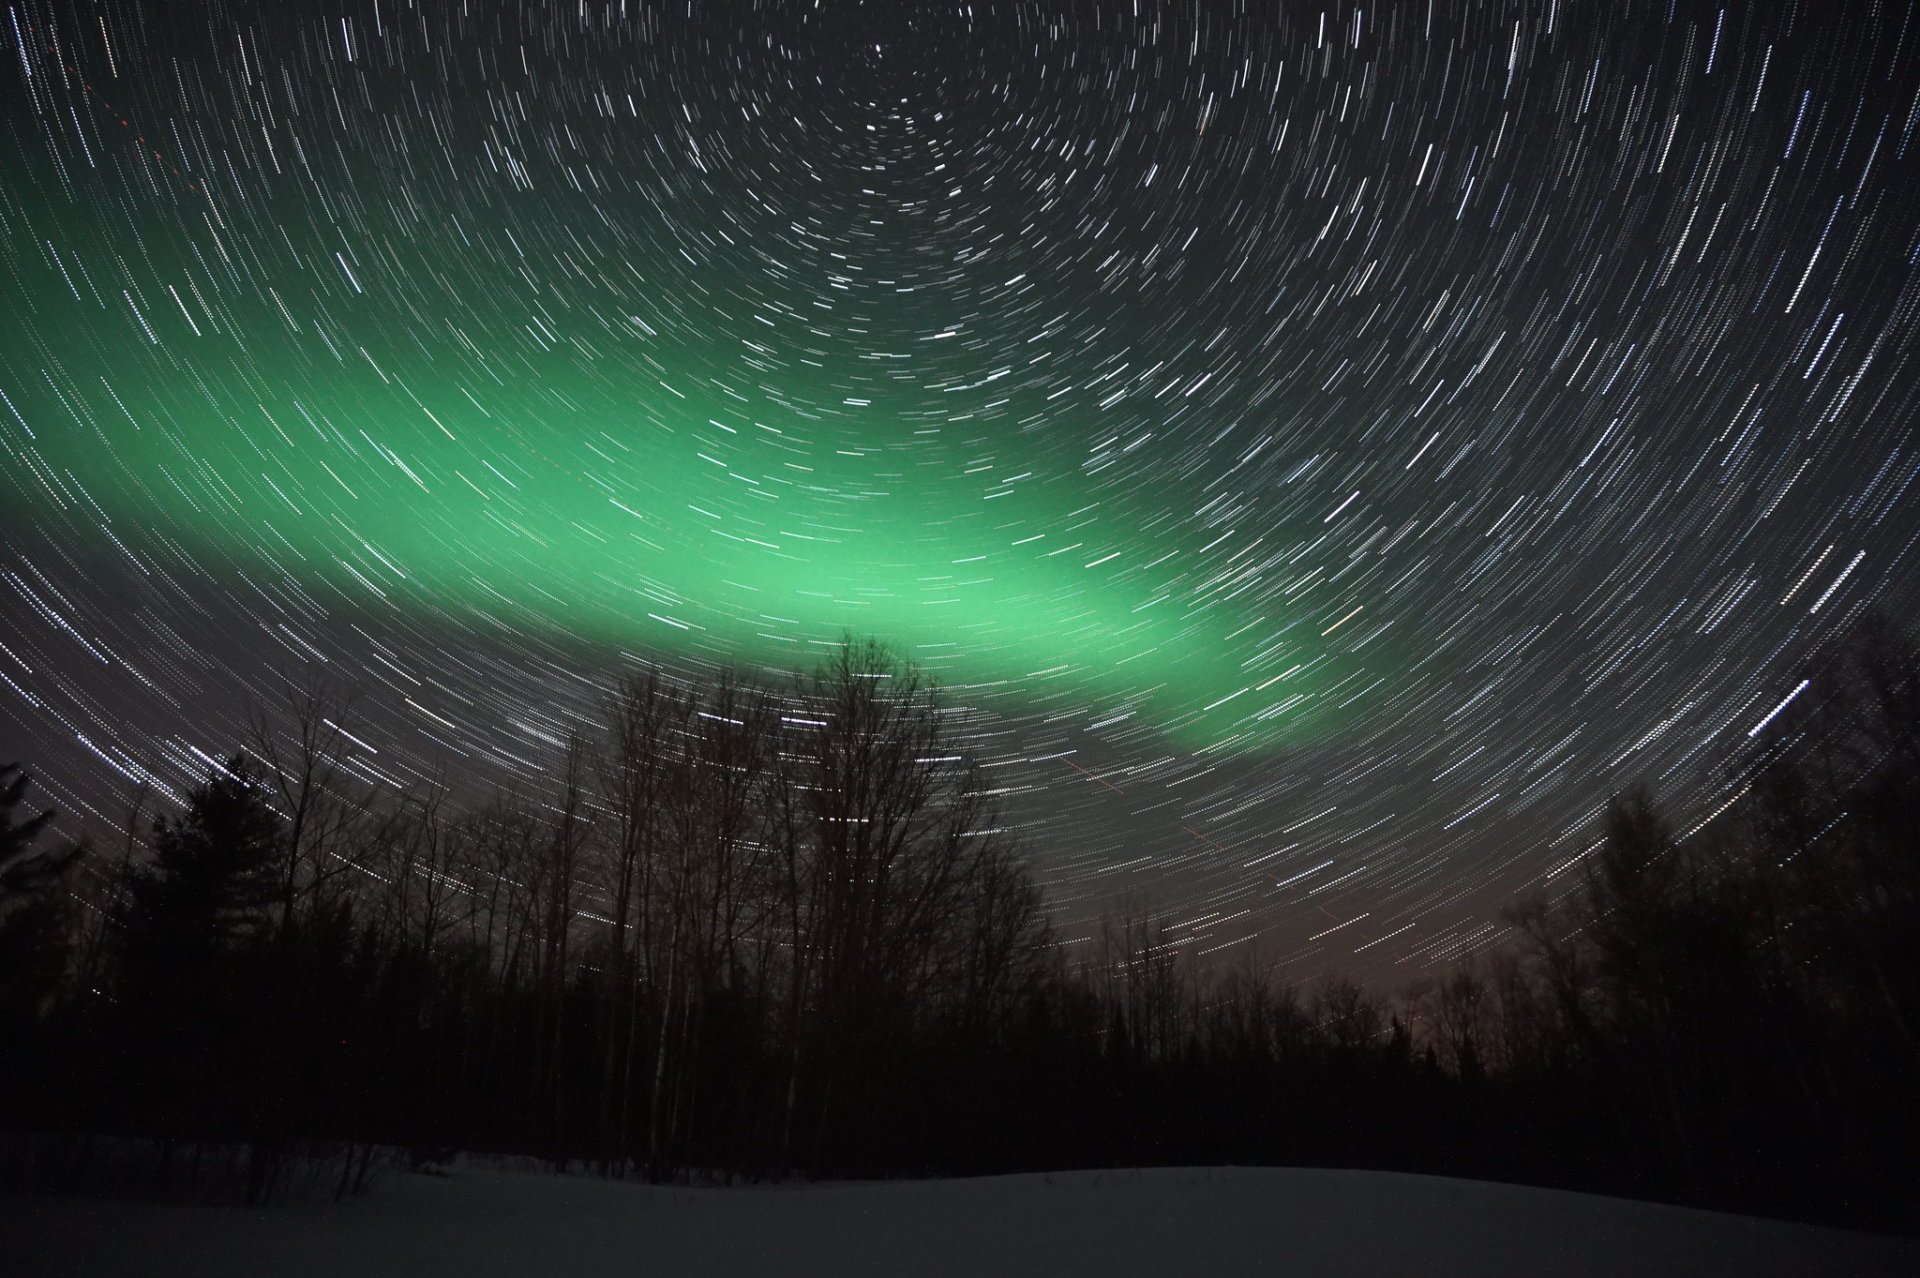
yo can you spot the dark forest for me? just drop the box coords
[2,624,1917,1230]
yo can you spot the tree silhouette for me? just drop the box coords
[0,762,79,1023]
[119,755,282,970]
[112,754,285,1187]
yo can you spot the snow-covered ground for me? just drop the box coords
[7,1164,1917,1277]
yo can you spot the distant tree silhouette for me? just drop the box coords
[118,754,283,972]
[111,754,284,1190]
[1431,961,1487,1083]
[0,762,58,880]
[0,762,79,1023]
[244,677,373,938]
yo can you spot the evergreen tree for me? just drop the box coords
[120,757,282,965]
[0,762,79,1022]
[0,762,59,885]
[113,755,285,1154]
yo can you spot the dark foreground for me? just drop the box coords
[6,1165,1917,1278]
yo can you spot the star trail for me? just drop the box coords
[3,0,1918,980]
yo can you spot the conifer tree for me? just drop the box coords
[0,762,78,1021]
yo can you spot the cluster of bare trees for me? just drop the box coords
[0,640,1053,1192]
[1,620,1915,1226]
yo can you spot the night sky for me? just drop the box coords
[4,0,1918,982]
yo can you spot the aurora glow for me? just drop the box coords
[1,11,1363,753]
[5,0,1919,977]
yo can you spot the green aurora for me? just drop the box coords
[0,81,1380,753]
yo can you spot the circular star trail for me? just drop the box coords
[4,0,1919,980]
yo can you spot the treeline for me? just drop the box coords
[0,627,1916,1227]
[1045,612,1920,1224]
[2,640,1056,1196]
